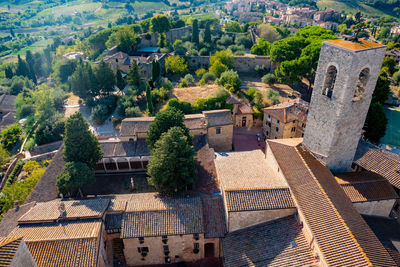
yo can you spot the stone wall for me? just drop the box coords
[139,26,192,47]
[187,55,275,73]
[353,200,395,217]
[228,208,297,232]
[233,114,253,128]
[303,41,386,172]
[207,125,233,152]
[123,234,220,266]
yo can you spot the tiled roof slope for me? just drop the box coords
[354,141,400,189]
[8,220,102,241]
[0,237,22,266]
[18,198,109,223]
[335,172,399,203]
[201,195,226,238]
[363,215,400,266]
[225,188,295,212]
[0,202,36,237]
[222,215,315,267]
[121,193,204,238]
[25,146,65,203]
[203,110,233,127]
[268,140,397,266]
[27,238,99,267]
[100,139,149,158]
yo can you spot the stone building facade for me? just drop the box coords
[139,26,192,47]
[303,39,387,172]
[263,99,308,139]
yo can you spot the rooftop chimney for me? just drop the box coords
[58,203,67,218]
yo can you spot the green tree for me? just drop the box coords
[106,27,139,55]
[191,19,199,44]
[147,107,192,150]
[35,113,65,145]
[224,21,242,33]
[5,66,13,79]
[210,50,234,69]
[158,32,166,48]
[257,24,281,43]
[0,123,22,151]
[204,23,211,44]
[151,14,171,33]
[0,145,9,168]
[151,59,161,82]
[70,62,98,99]
[16,55,29,78]
[147,126,196,192]
[165,56,188,76]
[57,162,95,196]
[25,51,36,84]
[216,70,241,94]
[381,57,397,76]
[372,73,391,104]
[116,69,126,90]
[63,112,103,169]
[95,61,115,95]
[363,102,388,143]
[262,73,277,85]
[146,83,154,115]
[209,59,228,77]
[251,38,271,56]
[127,60,142,87]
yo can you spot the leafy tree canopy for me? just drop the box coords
[224,21,242,33]
[151,14,171,33]
[147,126,196,192]
[63,112,103,169]
[165,56,188,76]
[251,38,271,56]
[147,107,192,150]
[57,161,95,196]
[210,50,234,69]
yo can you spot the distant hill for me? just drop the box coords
[317,0,399,18]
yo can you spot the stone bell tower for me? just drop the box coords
[303,39,386,172]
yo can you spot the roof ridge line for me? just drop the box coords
[294,146,372,266]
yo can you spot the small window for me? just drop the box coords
[323,65,337,98]
[301,133,304,137]
[266,131,269,136]
[138,237,144,243]
[163,245,169,252]
[138,247,149,253]
[291,127,296,132]
[162,235,168,243]
[302,123,305,128]
[277,120,280,124]
[216,127,221,134]
[194,243,199,249]
[193,233,199,240]
[242,116,246,120]
[353,68,370,101]
[276,127,279,132]
[268,114,271,119]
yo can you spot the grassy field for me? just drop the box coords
[317,0,395,17]
[380,107,400,147]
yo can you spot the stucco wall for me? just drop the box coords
[228,208,297,232]
[123,234,219,266]
[353,200,395,217]
[10,241,37,267]
[207,125,233,152]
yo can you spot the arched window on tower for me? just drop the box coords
[353,68,370,102]
[323,65,337,98]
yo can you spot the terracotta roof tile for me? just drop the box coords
[326,39,385,51]
[100,139,149,158]
[201,195,226,238]
[0,237,22,266]
[120,117,154,136]
[215,150,288,190]
[354,141,400,189]
[203,110,233,127]
[18,198,109,223]
[0,95,16,112]
[222,215,315,267]
[8,220,102,241]
[225,188,295,212]
[268,140,397,266]
[0,202,36,237]
[27,238,99,267]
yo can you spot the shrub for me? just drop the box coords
[217,70,241,94]
[199,47,209,56]
[184,74,195,85]
[266,89,280,105]
[19,104,35,119]
[202,72,217,84]
[125,106,141,117]
[0,123,22,151]
[90,105,109,125]
[255,65,269,77]
[262,73,277,85]
[195,68,207,78]
[166,99,193,114]
[179,79,189,88]
[248,88,257,100]
[209,59,228,77]
[165,56,188,77]
[393,71,400,85]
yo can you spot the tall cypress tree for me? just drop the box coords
[191,19,199,44]
[116,69,126,90]
[16,55,29,77]
[25,50,37,84]
[151,59,161,82]
[204,22,211,44]
[4,66,13,79]
[146,82,154,115]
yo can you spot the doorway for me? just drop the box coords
[204,243,215,258]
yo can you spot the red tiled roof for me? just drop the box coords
[202,195,226,238]
[268,140,397,266]
[236,103,253,115]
